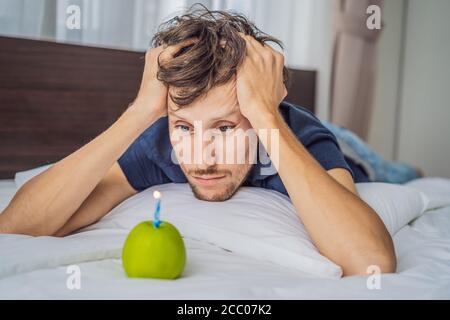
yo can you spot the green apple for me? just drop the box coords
[122,221,186,279]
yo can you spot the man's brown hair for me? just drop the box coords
[152,4,289,106]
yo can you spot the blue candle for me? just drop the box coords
[153,191,162,228]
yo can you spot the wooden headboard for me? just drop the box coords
[0,36,316,179]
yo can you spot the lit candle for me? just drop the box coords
[153,191,162,228]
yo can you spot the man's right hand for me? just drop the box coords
[132,39,198,121]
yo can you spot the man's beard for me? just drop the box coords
[185,164,252,202]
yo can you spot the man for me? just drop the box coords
[0,8,396,276]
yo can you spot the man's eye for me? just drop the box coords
[175,125,191,132]
[218,125,235,133]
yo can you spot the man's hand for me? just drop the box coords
[133,39,198,121]
[236,34,287,123]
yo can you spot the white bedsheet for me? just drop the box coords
[0,180,15,213]
[1,178,450,299]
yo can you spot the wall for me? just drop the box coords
[369,0,450,177]
[397,0,450,177]
[368,0,405,160]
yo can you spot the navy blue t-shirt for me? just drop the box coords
[118,102,368,197]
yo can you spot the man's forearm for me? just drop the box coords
[249,109,396,275]
[0,103,159,236]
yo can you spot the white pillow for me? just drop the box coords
[12,166,429,278]
[406,178,450,211]
[356,182,428,235]
[86,183,344,278]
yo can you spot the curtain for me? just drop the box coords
[330,0,384,140]
[1,0,330,70]
[0,0,332,117]
[0,0,56,39]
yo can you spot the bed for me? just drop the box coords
[1,36,449,300]
[1,174,450,299]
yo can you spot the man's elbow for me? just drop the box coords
[343,250,397,277]
[0,221,51,237]
[0,208,55,237]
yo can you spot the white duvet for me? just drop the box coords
[1,178,450,299]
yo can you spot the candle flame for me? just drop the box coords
[153,191,161,199]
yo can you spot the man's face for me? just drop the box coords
[168,78,256,202]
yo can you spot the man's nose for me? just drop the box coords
[193,131,217,166]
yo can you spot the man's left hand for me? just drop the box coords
[236,34,288,124]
